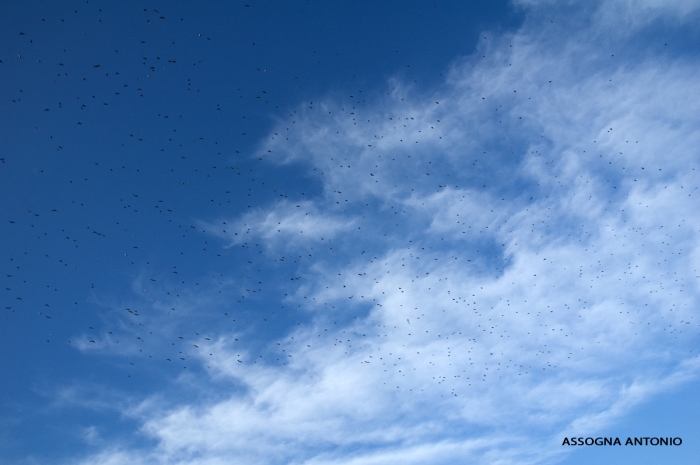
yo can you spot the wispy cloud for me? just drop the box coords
[200,200,357,251]
[68,0,700,463]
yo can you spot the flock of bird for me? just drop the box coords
[1,2,697,412]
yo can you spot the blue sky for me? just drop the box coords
[2,1,700,464]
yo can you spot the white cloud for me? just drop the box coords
[201,200,357,252]
[70,0,700,464]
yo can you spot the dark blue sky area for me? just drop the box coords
[0,2,524,462]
